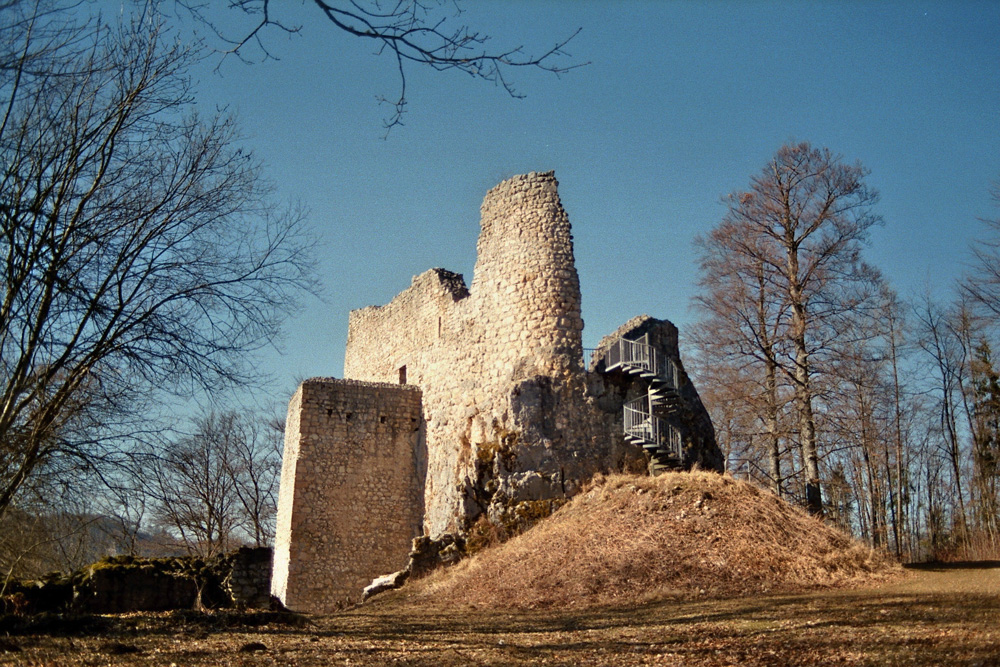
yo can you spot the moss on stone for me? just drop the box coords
[465,497,568,557]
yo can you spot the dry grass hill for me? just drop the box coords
[411,471,901,609]
[8,472,999,666]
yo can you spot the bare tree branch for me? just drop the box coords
[0,7,315,520]
[172,0,587,131]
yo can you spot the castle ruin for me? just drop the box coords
[272,172,722,613]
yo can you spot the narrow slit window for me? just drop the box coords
[399,365,407,385]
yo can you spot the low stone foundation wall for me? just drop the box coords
[1,550,274,615]
[227,546,273,608]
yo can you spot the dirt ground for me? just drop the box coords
[1,562,998,666]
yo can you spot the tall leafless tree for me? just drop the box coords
[695,142,882,514]
[969,340,1000,544]
[0,6,313,521]
[694,201,794,496]
[913,293,971,539]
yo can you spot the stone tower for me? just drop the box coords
[471,172,584,380]
[271,379,425,612]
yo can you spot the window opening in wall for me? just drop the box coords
[399,365,407,385]
[438,317,442,339]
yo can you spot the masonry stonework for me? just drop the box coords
[271,379,425,613]
[274,171,722,612]
[344,173,621,537]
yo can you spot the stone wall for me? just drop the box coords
[271,379,425,613]
[227,547,273,609]
[7,553,274,615]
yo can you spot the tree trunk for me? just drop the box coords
[765,358,782,497]
[787,237,822,515]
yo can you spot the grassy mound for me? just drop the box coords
[414,471,900,609]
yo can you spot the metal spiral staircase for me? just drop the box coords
[605,335,683,472]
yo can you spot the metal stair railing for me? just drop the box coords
[664,423,682,459]
[605,335,685,467]
[606,337,682,393]
[664,358,679,392]
[624,396,683,460]
[624,396,658,444]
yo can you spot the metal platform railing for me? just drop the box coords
[624,396,660,443]
[623,396,682,458]
[605,338,679,391]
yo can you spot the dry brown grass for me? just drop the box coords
[3,566,999,666]
[415,471,901,609]
[2,476,996,667]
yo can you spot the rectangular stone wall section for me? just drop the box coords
[271,378,425,613]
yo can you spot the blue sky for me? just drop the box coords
[181,1,999,404]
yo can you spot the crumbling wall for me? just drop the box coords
[345,268,469,388]
[226,546,273,608]
[343,172,654,539]
[271,379,425,613]
[344,173,607,538]
[5,553,273,615]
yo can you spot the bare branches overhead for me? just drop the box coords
[174,0,586,130]
[0,7,315,520]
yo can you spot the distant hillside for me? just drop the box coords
[413,471,901,609]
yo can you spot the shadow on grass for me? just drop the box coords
[904,559,1000,571]
[315,588,1000,665]
[0,608,312,638]
[4,573,999,666]
[0,613,113,636]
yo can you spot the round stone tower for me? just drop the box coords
[470,171,583,381]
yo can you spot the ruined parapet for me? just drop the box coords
[345,268,468,386]
[271,379,425,613]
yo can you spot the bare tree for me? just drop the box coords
[883,289,910,558]
[172,0,586,130]
[969,340,1000,545]
[693,206,792,496]
[964,182,1000,319]
[0,8,313,521]
[695,142,882,514]
[227,414,282,547]
[0,472,120,583]
[148,411,281,557]
[914,293,971,539]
